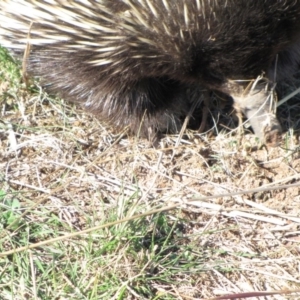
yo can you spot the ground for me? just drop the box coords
[0,47,300,300]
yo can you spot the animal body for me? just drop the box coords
[1,0,300,142]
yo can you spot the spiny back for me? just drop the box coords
[2,0,300,84]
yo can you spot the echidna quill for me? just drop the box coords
[1,1,300,142]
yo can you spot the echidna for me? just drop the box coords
[1,1,300,142]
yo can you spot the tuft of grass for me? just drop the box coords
[0,189,214,299]
[0,47,22,100]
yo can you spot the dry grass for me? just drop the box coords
[1,46,300,300]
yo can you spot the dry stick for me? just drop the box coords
[205,289,300,300]
[170,97,201,161]
[1,182,300,258]
[22,22,33,86]
[172,288,300,300]
[277,86,300,107]
[29,251,38,300]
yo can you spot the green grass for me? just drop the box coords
[0,189,211,299]
[0,46,22,96]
